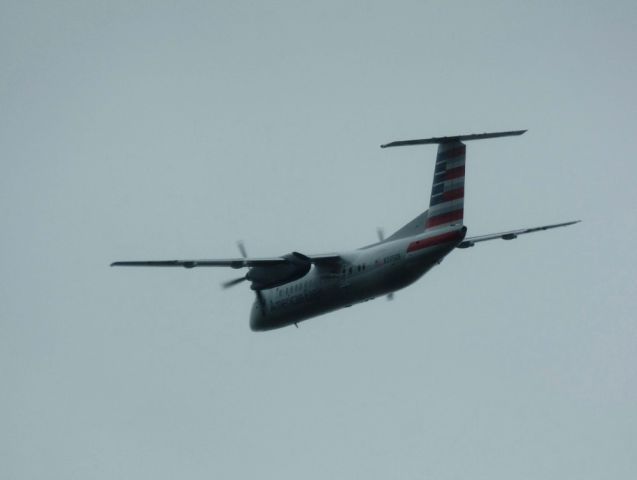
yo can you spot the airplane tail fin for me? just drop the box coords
[426,140,466,230]
[382,130,525,236]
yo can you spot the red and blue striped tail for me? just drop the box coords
[426,140,465,230]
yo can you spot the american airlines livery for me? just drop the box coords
[112,130,579,331]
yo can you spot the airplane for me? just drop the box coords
[112,130,579,331]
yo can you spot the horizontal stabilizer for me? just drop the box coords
[381,130,526,148]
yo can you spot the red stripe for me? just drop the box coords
[438,146,466,160]
[426,209,464,228]
[445,165,465,181]
[407,230,464,253]
[442,187,464,201]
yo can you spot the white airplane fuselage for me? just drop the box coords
[250,225,466,331]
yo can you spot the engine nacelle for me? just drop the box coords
[246,252,311,290]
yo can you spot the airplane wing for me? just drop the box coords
[457,220,580,248]
[111,254,341,269]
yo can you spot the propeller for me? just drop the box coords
[221,241,266,312]
[221,240,249,289]
[222,276,247,289]
[237,240,248,259]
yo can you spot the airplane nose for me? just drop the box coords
[249,301,268,331]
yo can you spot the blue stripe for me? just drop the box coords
[434,163,447,174]
[431,183,444,195]
[430,194,445,206]
[433,172,447,183]
[437,147,466,161]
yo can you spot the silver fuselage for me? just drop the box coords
[250,225,466,331]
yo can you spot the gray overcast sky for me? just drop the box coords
[2,1,636,478]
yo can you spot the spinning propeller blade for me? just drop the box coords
[237,241,248,258]
[222,276,247,289]
[221,241,249,289]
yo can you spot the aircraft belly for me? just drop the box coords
[250,282,346,331]
[250,267,426,331]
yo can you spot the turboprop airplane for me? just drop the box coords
[112,130,579,331]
